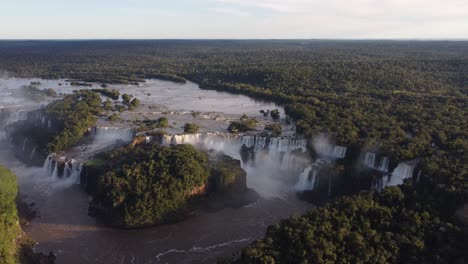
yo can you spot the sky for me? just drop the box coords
[0,0,467,39]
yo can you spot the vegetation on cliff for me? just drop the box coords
[0,165,20,264]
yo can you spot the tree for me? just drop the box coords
[184,123,199,133]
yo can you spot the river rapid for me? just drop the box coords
[0,77,311,264]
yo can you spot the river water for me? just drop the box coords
[0,77,311,264]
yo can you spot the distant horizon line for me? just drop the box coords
[0,38,467,42]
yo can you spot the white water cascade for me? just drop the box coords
[160,133,311,198]
[314,142,347,159]
[374,162,415,191]
[363,153,389,173]
[294,159,329,191]
[30,145,37,160]
[163,133,308,153]
[91,126,135,143]
[364,152,376,168]
[378,157,389,172]
[42,153,83,184]
[388,162,415,186]
[0,109,29,127]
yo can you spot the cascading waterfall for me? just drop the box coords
[364,152,376,168]
[51,162,58,179]
[314,143,347,159]
[42,153,83,184]
[0,109,29,127]
[159,133,311,197]
[22,138,28,151]
[378,157,389,172]
[63,160,84,183]
[294,165,316,191]
[294,159,329,191]
[389,162,415,185]
[91,126,135,143]
[163,133,307,154]
[372,174,390,192]
[374,162,415,190]
[331,146,347,159]
[30,145,37,160]
[363,153,389,173]
[43,153,55,175]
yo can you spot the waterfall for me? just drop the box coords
[364,152,376,168]
[389,162,415,185]
[294,159,328,191]
[43,153,55,175]
[91,126,135,143]
[331,146,347,159]
[160,133,311,197]
[314,142,347,159]
[378,157,389,172]
[163,133,307,154]
[51,162,58,179]
[42,154,83,183]
[64,160,84,183]
[374,174,390,192]
[0,110,29,126]
[30,145,37,160]
[294,165,316,191]
[21,138,27,151]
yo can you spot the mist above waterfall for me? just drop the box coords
[162,133,312,198]
[312,134,347,159]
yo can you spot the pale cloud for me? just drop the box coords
[0,0,467,38]
[210,0,468,38]
[216,0,468,18]
[211,7,251,16]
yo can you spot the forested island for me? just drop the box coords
[85,142,256,228]
[0,40,466,263]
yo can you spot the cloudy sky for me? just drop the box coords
[1,0,467,39]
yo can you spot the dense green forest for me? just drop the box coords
[0,165,20,264]
[238,185,466,264]
[87,142,251,228]
[0,40,466,261]
[45,90,103,152]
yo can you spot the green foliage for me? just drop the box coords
[91,88,120,100]
[183,123,199,133]
[0,40,466,258]
[128,98,140,110]
[228,118,258,133]
[122,94,133,105]
[46,90,102,152]
[264,123,282,137]
[92,143,210,227]
[0,165,20,264]
[108,113,120,122]
[103,99,113,111]
[240,186,466,264]
[135,117,169,132]
[269,109,280,120]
